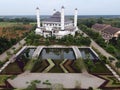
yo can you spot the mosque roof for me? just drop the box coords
[43,11,72,22]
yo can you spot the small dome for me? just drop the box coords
[75,8,78,10]
[36,7,39,10]
[61,6,64,9]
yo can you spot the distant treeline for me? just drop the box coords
[78,17,120,28]
[0,18,36,23]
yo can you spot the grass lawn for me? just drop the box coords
[85,61,111,74]
[32,60,64,73]
[72,61,81,73]
[31,60,49,72]
[90,62,112,74]
[30,22,36,25]
[0,22,22,27]
[24,59,35,71]
[0,75,11,86]
[31,59,85,73]
[73,58,86,73]
[49,60,64,73]
[1,62,22,74]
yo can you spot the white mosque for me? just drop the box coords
[35,6,78,38]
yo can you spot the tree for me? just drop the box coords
[97,17,103,24]
[95,36,106,48]
[88,87,93,90]
[25,32,41,45]
[43,80,52,88]
[86,59,95,72]
[100,55,107,64]
[115,61,120,70]
[106,45,116,54]
[80,37,91,46]
[0,61,4,67]
[0,37,13,54]
[78,19,96,28]
[45,39,50,46]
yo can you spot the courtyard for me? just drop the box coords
[0,45,120,89]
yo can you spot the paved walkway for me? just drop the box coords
[106,64,120,81]
[72,46,81,59]
[32,46,44,58]
[8,73,104,89]
[91,40,113,58]
[0,60,11,72]
[0,38,26,62]
[15,46,27,58]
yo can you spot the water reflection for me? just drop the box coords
[79,48,99,60]
[39,48,76,60]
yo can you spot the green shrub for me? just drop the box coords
[43,80,51,85]
[45,39,50,46]
[105,45,116,54]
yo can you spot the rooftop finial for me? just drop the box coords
[75,8,77,10]
[61,6,64,9]
[36,7,39,10]
[53,9,56,14]
[53,9,56,11]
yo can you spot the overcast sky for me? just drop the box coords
[0,0,120,15]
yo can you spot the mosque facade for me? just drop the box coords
[35,6,78,38]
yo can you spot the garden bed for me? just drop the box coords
[1,62,22,74]
[85,61,112,74]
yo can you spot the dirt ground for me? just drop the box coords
[0,24,33,39]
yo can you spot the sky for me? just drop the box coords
[0,0,120,15]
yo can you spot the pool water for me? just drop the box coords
[79,48,99,60]
[39,48,76,60]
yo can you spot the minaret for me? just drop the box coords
[53,9,56,14]
[36,7,40,28]
[61,6,65,30]
[74,8,78,28]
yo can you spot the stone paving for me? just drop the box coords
[8,73,105,89]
